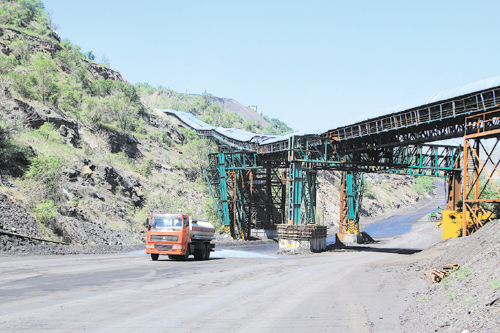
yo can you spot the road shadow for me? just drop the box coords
[326,245,422,255]
[154,257,225,262]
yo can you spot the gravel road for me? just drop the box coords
[0,248,411,332]
[0,215,443,332]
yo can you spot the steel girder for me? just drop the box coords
[205,149,287,239]
[287,135,460,175]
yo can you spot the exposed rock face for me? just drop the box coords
[15,99,81,148]
[85,60,127,82]
[105,130,142,158]
[144,113,184,144]
[0,27,62,58]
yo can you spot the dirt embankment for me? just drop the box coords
[399,220,500,332]
[352,216,500,332]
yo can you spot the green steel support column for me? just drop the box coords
[346,171,364,234]
[303,169,317,224]
[217,153,230,229]
[288,162,303,225]
[204,169,223,225]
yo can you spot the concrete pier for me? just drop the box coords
[277,224,327,254]
[342,233,363,244]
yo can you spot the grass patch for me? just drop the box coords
[33,199,58,225]
[413,177,435,196]
[490,279,500,290]
[456,266,472,280]
[440,276,453,290]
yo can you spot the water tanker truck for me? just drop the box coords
[145,212,215,261]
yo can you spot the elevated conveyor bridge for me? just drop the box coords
[157,76,500,241]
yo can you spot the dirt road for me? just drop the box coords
[0,215,441,333]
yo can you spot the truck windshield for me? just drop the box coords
[151,218,182,228]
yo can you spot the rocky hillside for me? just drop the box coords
[316,171,433,227]
[0,0,434,253]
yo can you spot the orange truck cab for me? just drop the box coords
[145,212,215,261]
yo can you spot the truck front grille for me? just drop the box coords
[151,234,178,242]
[155,244,173,250]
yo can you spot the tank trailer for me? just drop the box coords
[145,212,215,261]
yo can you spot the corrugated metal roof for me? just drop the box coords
[157,108,294,145]
[214,127,259,142]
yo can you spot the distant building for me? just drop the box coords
[248,105,258,112]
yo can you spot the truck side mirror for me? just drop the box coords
[145,218,150,229]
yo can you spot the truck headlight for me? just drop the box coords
[146,244,154,248]
[172,245,183,249]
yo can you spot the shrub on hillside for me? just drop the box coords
[25,154,63,201]
[413,177,435,196]
[0,125,34,177]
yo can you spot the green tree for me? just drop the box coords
[0,0,45,27]
[25,155,63,201]
[0,125,34,177]
[0,54,16,103]
[112,98,138,132]
[83,50,95,61]
[10,39,31,64]
[242,120,254,132]
[31,53,58,104]
[182,139,210,181]
[18,0,45,23]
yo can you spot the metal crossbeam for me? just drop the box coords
[288,135,460,174]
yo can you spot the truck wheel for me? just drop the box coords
[194,249,203,260]
[201,244,208,260]
[168,255,176,260]
[203,243,210,260]
[151,254,159,261]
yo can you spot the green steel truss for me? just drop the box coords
[205,148,286,239]
[205,137,462,238]
[288,135,460,177]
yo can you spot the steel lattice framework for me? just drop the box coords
[163,78,500,239]
[461,109,500,236]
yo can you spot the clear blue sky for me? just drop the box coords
[42,0,500,131]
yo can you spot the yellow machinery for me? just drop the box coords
[440,210,494,240]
